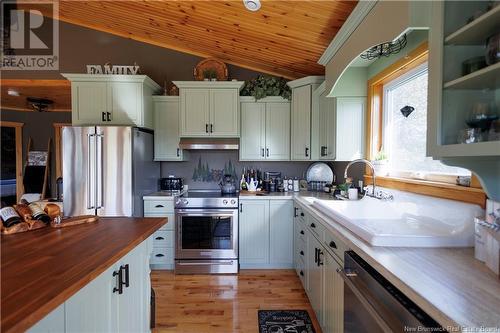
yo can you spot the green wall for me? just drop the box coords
[331,67,368,97]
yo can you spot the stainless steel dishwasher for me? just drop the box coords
[338,251,443,332]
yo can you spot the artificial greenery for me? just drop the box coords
[241,75,291,100]
[202,68,217,80]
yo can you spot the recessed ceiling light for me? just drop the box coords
[7,89,19,96]
[243,0,261,12]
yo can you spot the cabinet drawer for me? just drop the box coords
[295,236,306,261]
[307,215,325,240]
[144,213,174,231]
[150,247,174,265]
[296,257,306,286]
[323,230,348,263]
[296,223,307,243]
[152,230,175,247]
[144,200,174,214]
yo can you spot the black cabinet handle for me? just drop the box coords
[121,264,129,288]
[155,236,165,240]
[177,148,180,157]
[102,112,106,122]
[261,148,265,157]
[106,112,111,122]
[300,230,304,235]
[317,250,323,266]
[113,269,123,294]
[329,241,337,249]
[266,148,269,157]
[155,253,165,257]
[206,124,209,133]
[321,146,327,157]
[294,207,298,217]
[305,147,309,157]
[300,212,304,217]
[155,204,164,208]
[314,248,318,264]
[240,203,243,213]
[210,124,213,133]
[300,270,304,276]
[300,250,304,256]
[310,223,316,228]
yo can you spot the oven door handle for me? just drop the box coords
[175,211,236,217]
[177,260,234,266]
[336,268,394,333]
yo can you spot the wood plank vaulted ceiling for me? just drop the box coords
[30,0,358,79]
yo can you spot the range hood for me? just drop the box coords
[179,138,239,150]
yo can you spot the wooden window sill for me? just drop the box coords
[363,175,486,208]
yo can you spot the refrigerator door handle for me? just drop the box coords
[96,133,104,209]
[87,133,96,210]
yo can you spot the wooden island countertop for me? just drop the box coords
[1,217,167,333]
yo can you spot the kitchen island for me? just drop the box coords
[1,217,167,333]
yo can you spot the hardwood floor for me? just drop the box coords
[151,269,322,333]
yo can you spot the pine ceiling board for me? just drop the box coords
[28,0,358,79]
[0,80,71,112]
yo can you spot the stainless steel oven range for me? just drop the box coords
[174,190,238,274]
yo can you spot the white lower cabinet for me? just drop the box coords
[143,197,175,270]
[294,205,345,333]
[28,238,153,333]
[239,199,293,268]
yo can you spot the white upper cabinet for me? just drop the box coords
[335,97,365,161]
[288,76,324,161]
[174,81,244,138]
[152,96,187,161]
[240,97,290,161]
[62,74,160,129]
[311,82,336,160]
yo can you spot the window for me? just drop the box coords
[381,63,470,181]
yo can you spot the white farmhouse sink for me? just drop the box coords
[310,191,484,247]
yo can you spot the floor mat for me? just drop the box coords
[258,310,316,333]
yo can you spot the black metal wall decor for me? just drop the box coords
[400,105,415,118]
[360,34,408,60]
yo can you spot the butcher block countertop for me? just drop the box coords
[1,217,167,333]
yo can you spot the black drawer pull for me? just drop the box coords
[300,250,304,256]
[155,204,164,208]
[121,264,129,288]
[294,207,298,217]
[314,248,318,264]
[300,270,304,276]
[155,254,165,257]
[300,212,304,217]
[155,236,165,240]
[112,269,123,294]
[300,230,304,235]
[329,241,337,249]
[310,223,316,228]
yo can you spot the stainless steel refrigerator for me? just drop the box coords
[62,126,159,217]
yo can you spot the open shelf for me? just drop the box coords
[443,61,500,89]
[445,5,500,45]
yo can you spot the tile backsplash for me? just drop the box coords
[159,151,360,190]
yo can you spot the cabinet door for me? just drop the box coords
[291,85,312,160]
[266,102,290,160]
[210,89,239,137]
[71,81,107,125]
[239,199,269,265]
[269,200,293,266]
[116,242,149,333]
[65,265,117,332]
[27,304,65,333]
[154,99,184,161]
[324,252,344,333]
[240,102,266,160]
[306,232,324,324]
[319,90,336,160]
[108,81,142,126]
[336,97,365,161]
[180,88,210,137]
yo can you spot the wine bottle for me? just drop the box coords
[0,207,22,227]
[14,204,32,222]
[28,203,51,224]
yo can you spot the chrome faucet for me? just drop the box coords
[344,158,393,200]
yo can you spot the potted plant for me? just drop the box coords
[202,68,217,81]
[372,149,389,176]
[240,75,291,100]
